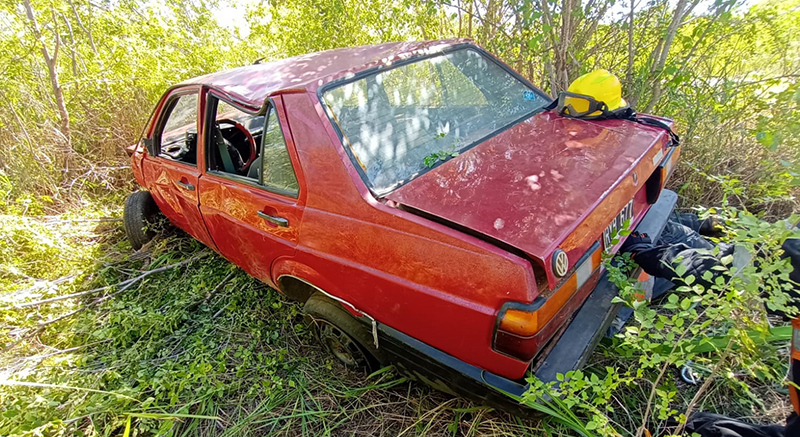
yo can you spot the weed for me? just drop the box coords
[423,134,461,168]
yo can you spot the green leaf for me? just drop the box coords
[668,294,679,304]
[755,131,779,150]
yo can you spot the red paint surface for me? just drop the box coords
[133,41,673,380]
[387,111,668,288]
[141,157,217,249]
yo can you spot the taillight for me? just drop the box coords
[646,144,681,204]
[494,244,602,361]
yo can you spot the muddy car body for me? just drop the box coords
[126,39,680,412]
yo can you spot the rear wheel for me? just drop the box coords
[123,191,162,250]
[304,293,383,372]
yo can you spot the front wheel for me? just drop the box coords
[304,293,384,372]
[123,191,162,250]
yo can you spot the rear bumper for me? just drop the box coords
[378,190,678,414]
[533,189,677,383]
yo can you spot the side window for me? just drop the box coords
[157,93,198,165]
[205,96,298,197]
[217,100,239,117]
[260,108,299,196]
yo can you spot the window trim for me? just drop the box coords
[317,43,551,197]
[204,92,300,199]
[153,88,201,168]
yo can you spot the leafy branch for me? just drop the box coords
[423,133,461,168]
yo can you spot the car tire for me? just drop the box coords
[123,191,162,250]
[304,293,384,372]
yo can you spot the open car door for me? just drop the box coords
[198,94,304,287]
[141,86,216,249]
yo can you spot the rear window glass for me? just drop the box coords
[323,48,546,194]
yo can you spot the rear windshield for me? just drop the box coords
[322,47,547,194]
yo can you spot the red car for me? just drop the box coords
[125,39,680,412]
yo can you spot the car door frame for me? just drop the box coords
[140,84,217,250]
[197,90,307,287]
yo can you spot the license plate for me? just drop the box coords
[603,200,635,248]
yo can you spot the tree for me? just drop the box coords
[22,0,71,150]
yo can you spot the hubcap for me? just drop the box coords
[317,321,369,369]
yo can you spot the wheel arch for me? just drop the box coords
[270,253,356,308]
[276,275,318,304]
[273,258,334,298]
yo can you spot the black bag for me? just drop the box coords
[685,412,786,437]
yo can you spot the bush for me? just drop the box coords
[518,195,800,436]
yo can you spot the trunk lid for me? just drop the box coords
[385,111,670,289]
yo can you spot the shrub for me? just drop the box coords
[518,193,800,436]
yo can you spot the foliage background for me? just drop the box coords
[1,0,798,214]
[0,0,799,435]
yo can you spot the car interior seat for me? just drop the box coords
[248,155,262,180]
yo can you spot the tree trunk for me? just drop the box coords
[23,0,71,149]
[644,0,699,112]
[626,0,636,88]
[467,0,473,37]
[539,0,560,94]
[68,0,98,56]
[59,12,79,76]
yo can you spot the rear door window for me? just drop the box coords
[260,107,299,197]
[207,97,263,179]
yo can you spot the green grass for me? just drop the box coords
[0,195,794,436]
[0,198,562,436]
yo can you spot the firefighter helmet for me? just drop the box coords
[557,69,629,119]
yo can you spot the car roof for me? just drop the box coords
[179,39,472,111]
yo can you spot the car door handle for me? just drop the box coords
[257,210,289,227]
[175,180,195,191]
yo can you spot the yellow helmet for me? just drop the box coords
[557,69,629,119]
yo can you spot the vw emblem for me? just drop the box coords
[632,171,639,185]
[553,249,569,277]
